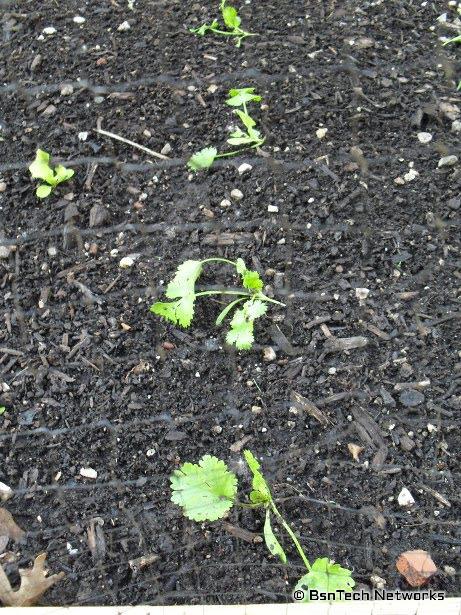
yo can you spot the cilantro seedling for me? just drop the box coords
[190,0,256,48]
[150,257,284,350]
[171,450,355,601]
[29,149,74,198]
[0,406,5,415]
[187,88,265,171]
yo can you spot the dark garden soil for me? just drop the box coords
[0,0,460,606]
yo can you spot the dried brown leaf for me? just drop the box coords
[0,552,64,606]
[0,508,25,542]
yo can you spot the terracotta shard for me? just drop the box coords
[396,549,437,587]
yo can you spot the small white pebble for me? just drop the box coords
[0,481,13,502]
[438,155,458,168]
[263,346,276,362]
[238,163,252,175]
[403,168,419,182]
[220,198,231,208]
[119,256,134,268]
[355,287,370,301]
[146,448,156,457]
[230,188,243,201]
[117,21,131,31]
[73,16,86,24]
[47,246,57,257]
[316,127,328,139]
[398,487,415,507]
[78,131,88,141]
[267,205,279,213]
[80,467,97,479]
[427,423,438,433]
[261,427,267,433]
[43,27,56,35]
[417,132,432,144]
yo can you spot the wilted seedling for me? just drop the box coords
[29,149,74,198]
[170,450,355,601]
[187,88,265,171]
[190,0,256,48]
[150,257,283,350]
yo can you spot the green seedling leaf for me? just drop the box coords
[215,297,246,326]
[222,4,241,29]
[166,260,203,299]
[243,449,272,504]
[444,34,461,45]
[226,306,254,349]
[245,299,267,320]
[294,558,355,602]
[29,150,55,184]
[187,147,218,171]
[150,295,195,328]
[242,269,263,292]
[234,109,256,129]
[226,88,262,107]
[264,509,287,563]
[54,165,74,184]
[36,184,53,199]
[235,258,246,274]
[170,455,238,522]
[191,19,219,36]
[0,406,5,415]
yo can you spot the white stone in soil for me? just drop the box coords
[238,163,252,175]
[80,467,97,479]
[230,188,243,201]
[0,481,13,501]
[43,27,57,35]
[438,155,458,168]
[267,205,278,213]
[73,16,86,24]
[417,132,432,143]
[316,127,328,139]
[118,21,131,31]
[119,256,135,268]
[398,487,415,507]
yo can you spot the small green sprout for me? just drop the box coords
[0,406,5,415]
[170,450,355,601]
[187,88,265,171]
[29,149,74,198]
[190,0,256,48]
[150,257,284,350]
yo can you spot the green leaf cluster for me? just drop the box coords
[187,89,265,171]
[190,0,256,47]
[170,450,355,600]
[150,257,283,350]
[28,149,74,198]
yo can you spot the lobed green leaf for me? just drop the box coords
[187,146,218,171]
[170,455,238,522]
[165,260,203,299]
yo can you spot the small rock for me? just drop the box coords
[370,574,386,589]
[267,205,278,213]
[427,423,437,433]
[263,346,276,362]
[451,120,461,133]
[398,487,415,507]
[146,448,156,457]
[94,96,104,104]
[73,16,86,24]
[119,256,135,268]
[118,21,131,31]
[417,132,432,144]
[438,155,458,168]
[220,199,231,208]
[444,565,456,577]
[316,127,328,139]
[89,203,109,228]
[89,243,98,256]
[355,287,369,301]
[43,104,57,116]
[238,163,252,175]
[47,246,57,257]
[43,26,57,35]
[448,197,460,210]
[399,388,424,408]
[0,481,13,502]
[78,131,88,141]
[212,425,223,435]
[230,188,243,201]
[394,177,405,185]
[208,84,218,94]
[0,181,6,192]
[30,54,42,71]
[80,467,97,479]
[0,245,12,259]
[403,168,419,182]
[347,443,364,461]
[161,143,172,156]
[396,550,437,587]
[399,434,415,452]
[60,84,74,96]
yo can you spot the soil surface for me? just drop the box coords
[0,0,460,606]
